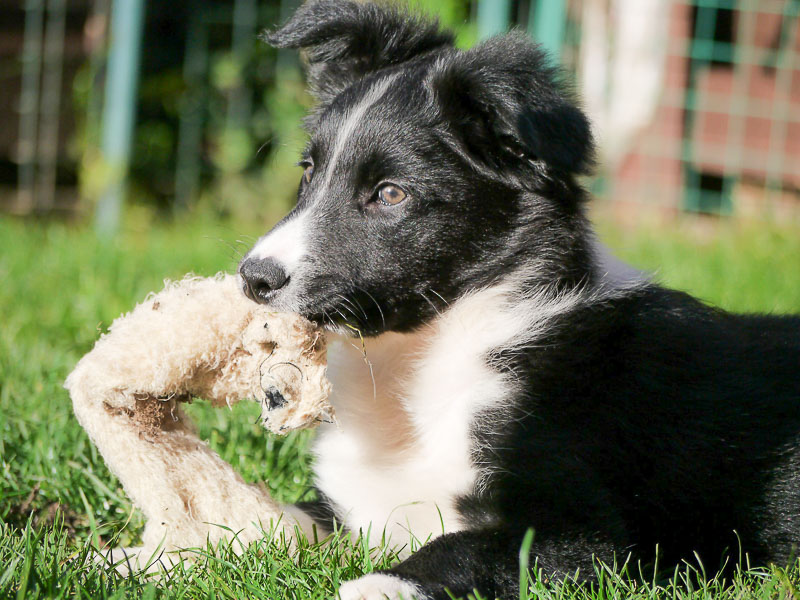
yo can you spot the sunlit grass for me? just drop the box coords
[596,216,800,314]
[1,213,799,598]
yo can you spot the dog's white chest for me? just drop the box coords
[312,291,517,549]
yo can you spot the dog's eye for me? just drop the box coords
[377,184,407,206]
[303,164,314,184]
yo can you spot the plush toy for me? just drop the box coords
[65,274,332,571]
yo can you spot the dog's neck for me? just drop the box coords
[311,259,623,546]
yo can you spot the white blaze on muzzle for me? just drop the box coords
[249,211,308,274]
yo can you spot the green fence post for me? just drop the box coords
[37,0,67,212]
[228,0,257,126]
[681,3,733,215]
[477,0,512,39]
[277,0,302,70]
[95,0,146,238]
[530,0,566,64]
[16,0,44,213]
[175,8,208,212]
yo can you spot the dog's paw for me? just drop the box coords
[337,574,425,600]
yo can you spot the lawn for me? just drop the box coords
[1,212,799,599]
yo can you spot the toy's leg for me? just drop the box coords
[70,383,295,572]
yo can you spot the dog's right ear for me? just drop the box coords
[263,0,453,104]
[430,33,594,180]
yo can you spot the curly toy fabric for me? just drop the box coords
[65,274,332,572]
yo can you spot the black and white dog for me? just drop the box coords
[238,2,800,598]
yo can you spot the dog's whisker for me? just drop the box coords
[417,290,441,317]
[338,293,369,325]
[205,236,246,261]
[335,295,362,324]
[349,294,371,324]
[330,304,353,328]
[428,288,449,308]
[354,285,386,329]
[255,138,273,157]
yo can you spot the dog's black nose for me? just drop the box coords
[239,257,289,303]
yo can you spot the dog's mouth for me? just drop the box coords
[305,311,338,331]
[302,296,391,337]
[305,310,372,337]
[296,284,390,337]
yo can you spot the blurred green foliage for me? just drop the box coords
[72,0,476,224]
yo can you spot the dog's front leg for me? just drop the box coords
[337,527,616,600]
[69,383,296,572]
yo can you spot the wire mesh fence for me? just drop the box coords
[1,0,798,223]
[564,0,799,219]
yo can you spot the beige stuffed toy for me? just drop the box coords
[65,274,333,571]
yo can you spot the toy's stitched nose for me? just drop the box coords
[239,258,289,303]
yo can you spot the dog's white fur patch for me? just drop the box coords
[320,75,397,193]
[250,211,308,273]
[338,573,426,600]
[312,276,594,552]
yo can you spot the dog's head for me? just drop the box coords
[239,0,594,335]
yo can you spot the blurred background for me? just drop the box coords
[1,0,799,561]
[0,0,798,230]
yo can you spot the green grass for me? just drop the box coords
[595,217,800,315]
[1,213,800,599]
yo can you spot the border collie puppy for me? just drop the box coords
[238,2,800,598]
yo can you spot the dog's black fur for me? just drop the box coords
[239,2,800,598]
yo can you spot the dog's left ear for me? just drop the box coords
[264,0,454,104]
[431,33,594,179]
